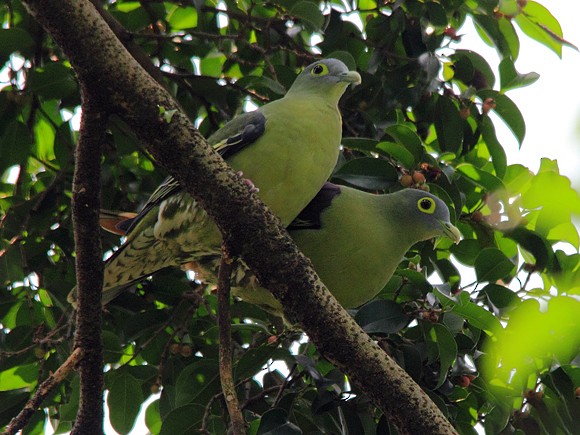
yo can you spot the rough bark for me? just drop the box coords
[70,96,107,434]
[21,0,457,433]
[217,248,246,434]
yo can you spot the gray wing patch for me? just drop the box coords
[124,111,266,234]
[211,111,266,159]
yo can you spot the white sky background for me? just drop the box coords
[36,1,579,433]
[456,1,580,189]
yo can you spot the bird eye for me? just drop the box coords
[418,197,436,214]
[311,64,328,76]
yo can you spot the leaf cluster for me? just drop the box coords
[0,0,579,434]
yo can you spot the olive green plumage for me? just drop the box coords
[233,184,461,313]
[69,59,361,305]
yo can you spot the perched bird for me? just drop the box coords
[70,59,361,305]
[98,183,461,314]
[227,183,461,313]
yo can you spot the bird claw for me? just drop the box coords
[236,171,260,193]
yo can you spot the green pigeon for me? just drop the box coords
[70,59,361,305]
[99,183,461,314]
[215,183,461,312]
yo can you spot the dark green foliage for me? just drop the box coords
[1,0,579,434]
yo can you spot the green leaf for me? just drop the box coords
[503,163,533,194]
[102,330,123,364]
[145,399,162,434]
[384,124,424,163]
[376,141,415,168]
[200,52,226,77]
[0,391,29,426]
[479,116,507,179]
[27,63,78,100]
[474,248,517,283]
[456,163,505,192]
[234,343,278,381]
[174,360,221,406]
[483,297,580,392]
[22,409,45,435]
[235,75,287,95]
[256,408,302,435]
[504,226,555,271]
[0,363,38,391]
[355,300,410,334]
[341,137,379,153]
[434,96,463,154]
[481,283,520,314]
[451,239,482,266]
[0,120,33,176]
[435,290,502,336]
[167,6,198,29]
[477,90,525,146]
[59,376,80,422]
[159,404,205,435]
[499,58,539,92]
[428,324,458,388]
[0,29,34,64]
[498,15,520,60]
[332,157,398,190]
[515,1,565,57]
[472,14,515,59]
[520,162,580,241]
[107,371,144,434]
[290,2,324,31]
[451,50,495,89]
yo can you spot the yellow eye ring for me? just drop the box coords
[311,63,329,76]
[417,197,436,214]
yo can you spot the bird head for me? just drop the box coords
[286,58,362,100]
[390,189,461,245]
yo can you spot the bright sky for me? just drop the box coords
[457,1,580,189]
[39,1,579,433]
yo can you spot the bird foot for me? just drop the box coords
[236,171,260,193]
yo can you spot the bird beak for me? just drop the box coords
[439,221,461,244]
[339,71,362,86]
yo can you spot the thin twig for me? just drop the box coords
[4,347,83,435]
[217,245,246,434]
[272,363,298,407]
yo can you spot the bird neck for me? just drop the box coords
[374,194,421,249]
[284,87,346,106]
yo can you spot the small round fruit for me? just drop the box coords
[412,172,426,184]
[482,98,496,115]
[180,345,193,358]
[151,383,161,394]
[400,174,413,187]
[456,376,471,388]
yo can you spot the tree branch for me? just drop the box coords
[4,348,83,435]
[217,247,246,434]
[20,1,457,433]
[70,94,107,435]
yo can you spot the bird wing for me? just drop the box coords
[288,183,342,230]
[122,111,267,234]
